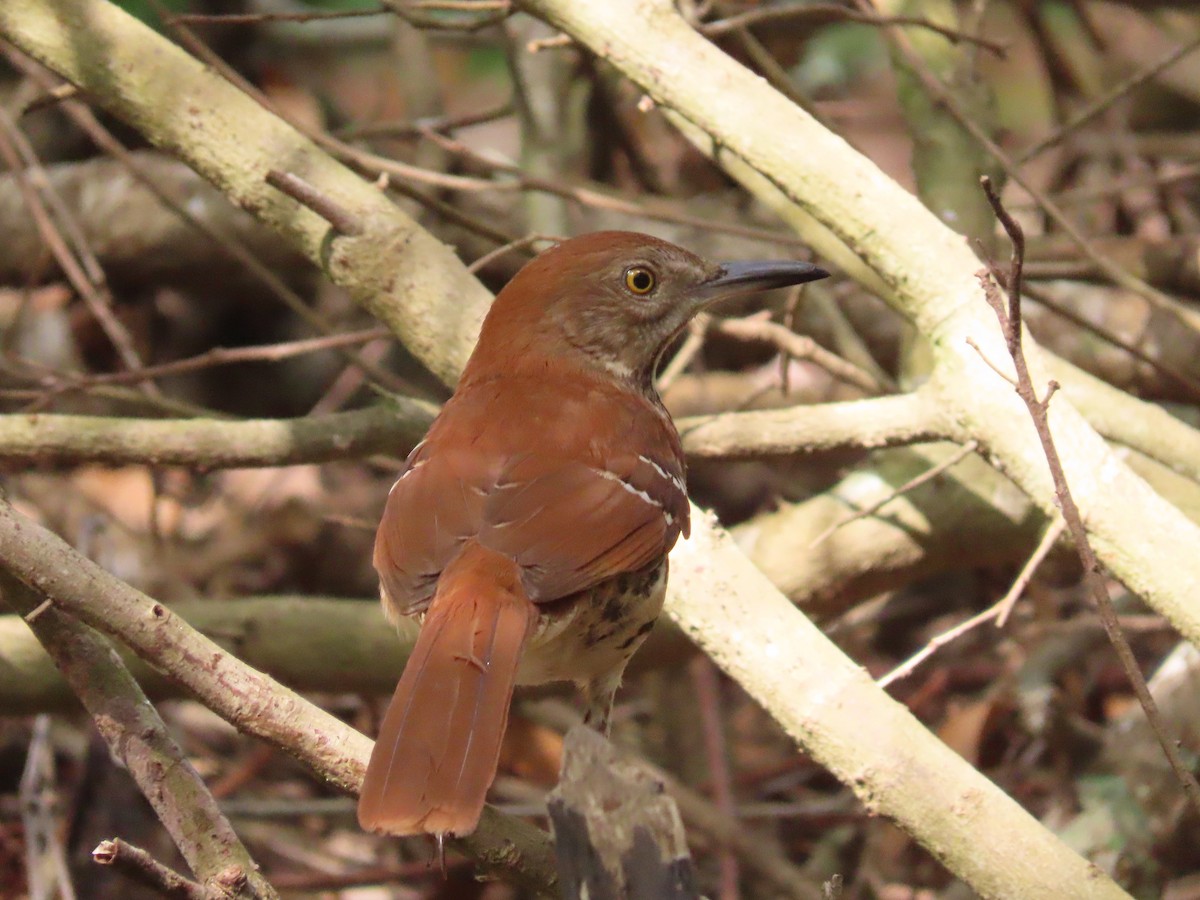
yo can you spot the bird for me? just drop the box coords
[357,230,828,838]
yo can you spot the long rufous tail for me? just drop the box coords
[358,542,535,836]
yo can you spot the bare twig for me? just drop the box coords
[173,5,387,25]
[20,80,79,114]
[383,0,512,32]
[702,2,1007,56]
[809,440,979,548]
[690,657,739,900]
[93,839,212,900]
[877,514,1067,688]
[307,334,392,415]
[19,716,76,900]
[265,170,363,236]
[467,232,556,273]
[657,315,709,391]
[338,100,514,140]
[0,107,155,390]
[978,175,1200,821]
[877,603,998,689]
[710,313,890,395]
[995,515,1067,627]
[525,33,571,52]
[33,328,390,391]
[1017,32,1200,165]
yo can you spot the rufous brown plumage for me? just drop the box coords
[358,231,828,837]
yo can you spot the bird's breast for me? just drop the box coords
[515,559,667,687]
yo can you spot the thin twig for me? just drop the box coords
[1017,32,1200,165]
[690,657,740,900]
[339,100,514,140]
[0,108,156,391]
[265,170,363,236]
[34,328,390,391]
[809,440,979,549]
[702,2,1007,56]
[467,232,556,273]
[173,5,388,25]
[307,335,392,416]
[995,516,1067,627]
[978,175,1200,821]
[878,602,1001,689]
[93,839,213,900]
[658,315,710,391]
[20,81,79,114]
[526,33,571,52]
[383,0,512,32]
[711,312,891,395]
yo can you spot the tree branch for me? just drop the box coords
[0,402,433,468]
[667,511,1127,899]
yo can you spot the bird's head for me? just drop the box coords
[467,230,829,389]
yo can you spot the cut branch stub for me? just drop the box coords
[548,726,699,900]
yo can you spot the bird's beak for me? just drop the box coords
[695,259,830,304]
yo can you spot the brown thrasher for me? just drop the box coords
[358,231,827,837]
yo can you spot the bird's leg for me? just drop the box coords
[580,667,626,735]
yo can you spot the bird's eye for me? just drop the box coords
[623,266,656,296]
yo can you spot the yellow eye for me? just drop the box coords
[624,266,656,295]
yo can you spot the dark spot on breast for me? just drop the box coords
[617,618,657,650]
[600,593,627,623]
[586,624,617,647]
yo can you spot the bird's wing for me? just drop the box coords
[479,449,688,602]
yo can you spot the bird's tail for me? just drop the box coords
[357,542,535,836]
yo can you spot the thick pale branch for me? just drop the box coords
[0,598,412,714]
[0,402,434,468]
[0,395,924,467]
[677,391,940,459]
[669,513,1127,899]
